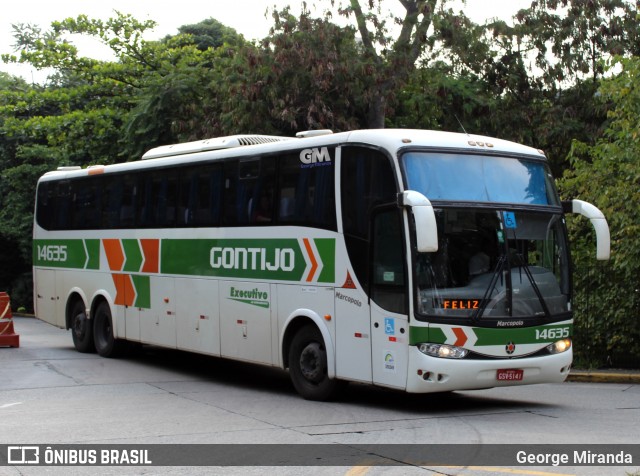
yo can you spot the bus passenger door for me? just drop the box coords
[369,208,409,389]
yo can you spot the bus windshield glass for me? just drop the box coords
[415,208,571,320]
[402,152,560,206]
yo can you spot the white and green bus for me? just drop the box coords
[33,129,610,400]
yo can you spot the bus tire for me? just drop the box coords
[93,301,126,358]
[288,325,344,401]
[70,300,95,353]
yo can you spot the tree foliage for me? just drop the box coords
[559,56,640,366]
[511,0,639,85]
[328,0,493,127]
[223,6,368,133]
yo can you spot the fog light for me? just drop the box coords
[418,343,468,359]
[547,338,572,354]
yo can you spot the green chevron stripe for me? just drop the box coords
[315,238,336,283]
[131,275,150,308]
[84,239,100,269]
[122,239,143,272]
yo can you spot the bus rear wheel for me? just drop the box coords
[288,325,344,401]
[93,302,126,358]
[70,300,94,353]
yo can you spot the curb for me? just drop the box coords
[567,371,640,384]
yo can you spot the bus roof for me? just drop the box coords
[39,129,546,181]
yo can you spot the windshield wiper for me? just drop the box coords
[514,253,551,318]
[471,255,506,321]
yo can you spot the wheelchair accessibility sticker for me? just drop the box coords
[384,318,395,335]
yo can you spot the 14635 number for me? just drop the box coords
[535,327,570,340]
[38,245,68,262]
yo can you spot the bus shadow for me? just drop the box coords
[128,344,294,393]
[127,345,557,414]
[340,383,555,414]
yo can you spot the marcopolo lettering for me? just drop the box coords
[336,291,362,307]
[299,147,332,167]
[210,247,295,272]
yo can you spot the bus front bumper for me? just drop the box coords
[405,346,573,393]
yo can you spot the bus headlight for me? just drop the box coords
[546,338,572,354]
[418,343,468,359]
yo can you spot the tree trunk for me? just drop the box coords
[367,94,386,128]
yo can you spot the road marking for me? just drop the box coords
[0,402,22,409]
[346,466,573,476]
[437,466,575,476]
[345,466,371,476]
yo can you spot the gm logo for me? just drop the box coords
[299,147,332,168]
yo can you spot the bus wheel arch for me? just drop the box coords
[282,315,344,401]
[66,293,94,353]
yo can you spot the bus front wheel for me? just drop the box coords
[93,302,126,358]
[70,300,94,353]
[288,325,344,401]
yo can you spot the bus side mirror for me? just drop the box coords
[562,199,611,260]
[399,191,439,253]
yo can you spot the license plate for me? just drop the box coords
[497,369,524,381]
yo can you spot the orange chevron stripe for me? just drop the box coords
[103,239,124,271]
[303,238,318,282]
[453,327,468,347]
[140,239,159,273]
[112,274,135,307]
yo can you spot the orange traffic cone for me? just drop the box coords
[0,292,19,347]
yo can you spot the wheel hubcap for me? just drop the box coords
[300,342,325,383]
[73,313,86,339]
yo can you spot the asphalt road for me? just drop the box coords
[1,316,638,476]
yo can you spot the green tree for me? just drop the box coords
[124,18,250,156]
[329,0,490,128]
[221,6,368,134]
[459,0,636,173]
[559,56,640,367]
[391,63,498,133]
[509,0,639,86]
[174,18,244,51]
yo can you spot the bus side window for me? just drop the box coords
[119,175,137,228]
[102,175,123,229]
[158,172,179,227]
[278,150,336,230]
[180,164,224,227]
[224,157,276,226]
[36,182,52,230]
[222,160,239,226]
[71,178,101,230]
[248,159,275,225]
[54,181,72,230]
[341,146,398,290]
[138,169,179,228]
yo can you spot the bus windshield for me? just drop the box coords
[415,208,571,320]
[402,152,560,206]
